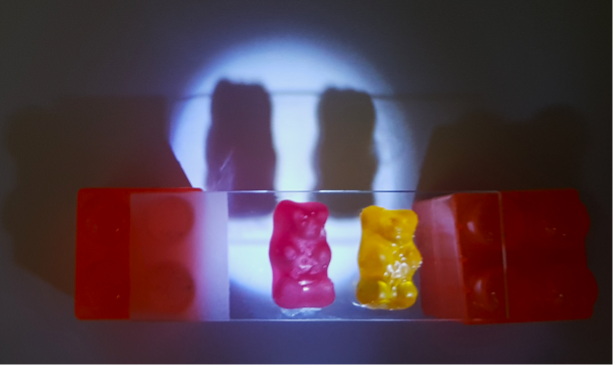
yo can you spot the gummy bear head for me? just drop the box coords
[361,206,418,242]
[275,200,329,240]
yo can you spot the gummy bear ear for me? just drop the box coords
[314,209,327,224]
[312,202,329,222]
[274,200,297,224]
[292,208,305,225]
[398,209,418,230]
[360,206,383,227]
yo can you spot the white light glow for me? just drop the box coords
[170,36,415,295]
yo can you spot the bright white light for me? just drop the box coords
[170,36,406,193]
[170,36,415,295]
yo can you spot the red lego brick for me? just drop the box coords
[75,187,200,320]
[413,189,597,324]
[414,193,507,323]
[128,190,229,321]
[500,190,598,322]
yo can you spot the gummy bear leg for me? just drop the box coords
[308,277,335,307]
[356,279,392,307]
[273,276,334,309]
[273,277,300,309]
[392,281,418,309]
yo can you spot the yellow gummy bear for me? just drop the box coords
[356,205,422,310]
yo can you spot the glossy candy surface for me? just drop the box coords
[269,200,335,309]
[356,206,422,310]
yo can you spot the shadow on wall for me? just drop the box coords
[206,79,277,217]
[416,105,588,195]
[312,88,378,217]
[3,97,191,295]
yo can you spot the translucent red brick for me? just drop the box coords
[75,187,200,320]
[413,189,598,324]
[129,191,229,321]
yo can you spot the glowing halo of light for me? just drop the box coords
[170,36,415,296]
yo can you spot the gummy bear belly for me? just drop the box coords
[356,205,422,311]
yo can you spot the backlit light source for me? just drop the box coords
[170,36,415,295]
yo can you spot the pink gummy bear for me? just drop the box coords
[269,200,335,309]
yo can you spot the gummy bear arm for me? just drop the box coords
[269,242,295,271]
[358,241,390,274]
[270,250,292,266]
[311,243,332,271]
[316,239,331,257]
[399,243,423,264]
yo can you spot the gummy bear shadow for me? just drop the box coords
[2,96,190,295]
[206,79,277,217]
[416,106,588,197]
[311,88,378,217]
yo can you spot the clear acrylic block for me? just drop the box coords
[226,190,427,321]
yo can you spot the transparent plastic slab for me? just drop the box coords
[79,188,593,323]
[225,190,436,321]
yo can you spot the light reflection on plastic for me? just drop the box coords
[170,37,413,295]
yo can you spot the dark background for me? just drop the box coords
[0,0,611,363]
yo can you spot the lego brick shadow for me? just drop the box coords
[416,106,588,197]
[312,88,377,217]
[206,79,277,217]
[3,97,190,295]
